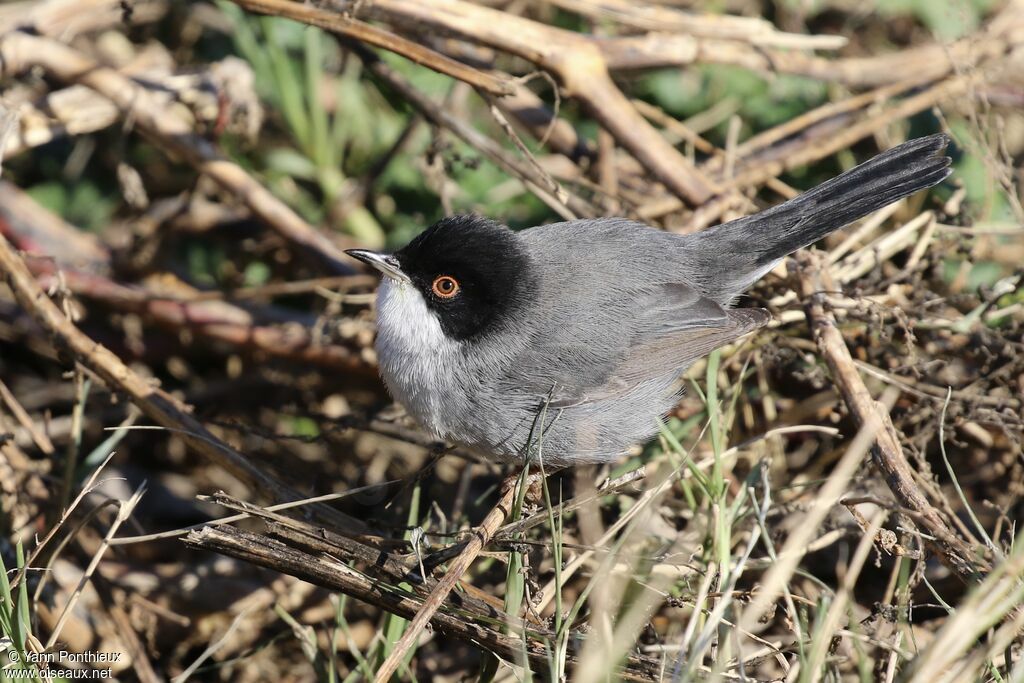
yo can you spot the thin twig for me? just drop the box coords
[224,0,513,96]
[172,604,259,683]
[352,44,597,219]
[10,452,117,592]
[373,470,528,683]
[45,483,147,649]
[109,477,400,546]
[0,379,55,456]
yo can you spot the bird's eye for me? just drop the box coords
[431,275,460,299]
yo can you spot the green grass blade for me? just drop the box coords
[14,543,29,655]
[377,481,421,679]
[264,17,312,151]
[303,27,332,173]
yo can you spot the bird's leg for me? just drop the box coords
[512,465,548,506]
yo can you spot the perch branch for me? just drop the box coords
[183,490,663,682]
[183,524,658,681]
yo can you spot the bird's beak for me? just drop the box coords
[345,249,411,285]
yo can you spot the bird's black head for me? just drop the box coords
[348,215,533,341]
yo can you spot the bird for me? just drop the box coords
[346,134,951,467]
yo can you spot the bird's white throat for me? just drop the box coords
[374,278,461,437]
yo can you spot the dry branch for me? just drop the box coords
[0,31,353,274]
[352,45,598,219]
[224,0,514,96]
[545,0,848,49]
[185,526,573,673]
[183,488,663,682]
[374,472,530,683]
[362,0,715,205]
[0,230,368,533]
[594,0,1023,85]
[796,251,987,581]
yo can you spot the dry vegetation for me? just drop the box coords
[1,0,1023,681]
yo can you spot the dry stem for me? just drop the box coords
[0,32,353,273]
[0,230,367,532]
[373,471,528,683]
[796,251,987,581]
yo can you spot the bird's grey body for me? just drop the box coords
[376,219,765,465]
[358,135,952,466]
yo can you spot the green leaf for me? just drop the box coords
[25,182,67,216]
[341,207,386,248]
[243,261,272,287]
[265,148,319,180]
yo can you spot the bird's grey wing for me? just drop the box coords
[603,305,769,396]
[518,282,769,408]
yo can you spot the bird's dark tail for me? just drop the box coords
[685,134,952,302]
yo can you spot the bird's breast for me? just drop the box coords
[373,280,465,437]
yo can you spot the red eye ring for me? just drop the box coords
[431,275,460,299]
